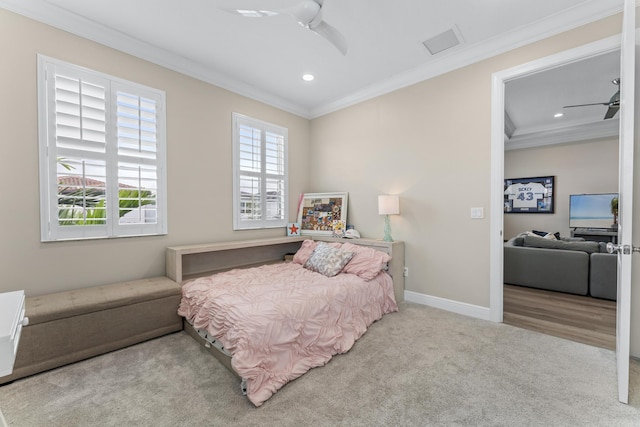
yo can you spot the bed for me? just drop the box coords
[175,238,402,406]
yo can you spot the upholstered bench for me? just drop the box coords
[0,277,182,385]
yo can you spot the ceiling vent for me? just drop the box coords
[422,27,462,55]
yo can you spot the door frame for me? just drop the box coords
[489,34,622,322]
[614,0,635,404]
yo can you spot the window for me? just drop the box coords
[37,55,167,241]
[232,113,288,230]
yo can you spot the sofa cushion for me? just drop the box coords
[523,235,600,254]
[590,253,618,300]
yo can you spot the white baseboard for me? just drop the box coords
[404,291,492,321]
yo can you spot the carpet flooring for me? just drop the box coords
[1,302,639,426]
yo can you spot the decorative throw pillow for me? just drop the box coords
[304,242,355,277]
[526,230,560,240]
[531,230,548,237]
[341,242,392,281]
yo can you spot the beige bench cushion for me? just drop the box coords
[26,277,181,325]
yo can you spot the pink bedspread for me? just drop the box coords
[178,262,398,406]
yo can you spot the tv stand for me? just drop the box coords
[571,228,618,243]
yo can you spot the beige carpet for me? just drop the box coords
[1,302,639,426]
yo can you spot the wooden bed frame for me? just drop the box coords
[166,236,405,387]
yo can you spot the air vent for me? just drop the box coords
[422,28,462,55]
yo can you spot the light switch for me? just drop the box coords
[471,207,484,219]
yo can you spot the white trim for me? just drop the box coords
[38,54,168,241]
[308,1,623,118]
[490,71,505,323]
[490,34,622,323]
[0,0,305,118]
[614,0,635,404]
[232,113,289,230]
[404,291,492,322]
[0,0,623,119]
[506,119,620,150]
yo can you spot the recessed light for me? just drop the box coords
[302,73,315,82]
[554,113,564,118]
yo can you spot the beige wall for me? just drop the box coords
[4,8,640,357]
[504,138,619,240]
[0,9,310,296]
[310,14,622,309]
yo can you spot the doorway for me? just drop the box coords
[488,34,622,330]
[501,49,620,349]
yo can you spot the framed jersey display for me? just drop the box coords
[504,176,554,214]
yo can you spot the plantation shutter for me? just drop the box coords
[38,55,167,241]
[233,113,288,230]
[45,63,110,240]
[113,86,163,236]
[264,131,285,221]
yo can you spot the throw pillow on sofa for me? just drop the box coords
[523,235,600,254]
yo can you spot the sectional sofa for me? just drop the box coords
[504,233,617,300]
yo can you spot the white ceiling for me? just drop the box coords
[505,49,621,149]
[0,0,625,137]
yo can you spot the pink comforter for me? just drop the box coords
[178,262,398,406]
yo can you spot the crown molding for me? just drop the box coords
[309,0,623,118]
[504,112,516,139]
[505,118,619,150]
[0,0,623,120]
[0,0,312,118]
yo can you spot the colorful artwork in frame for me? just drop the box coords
[296,192,348,236]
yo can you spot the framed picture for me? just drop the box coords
[504,176,554,214]
[297,192,348,236]
[287,223,301,236]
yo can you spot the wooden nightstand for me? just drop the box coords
[0,290,28,378]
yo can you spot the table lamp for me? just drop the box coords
[378,195,400,242]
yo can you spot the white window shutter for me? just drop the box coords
[38,55,167,241]
[112,86,164,236]
[233,113,288,230]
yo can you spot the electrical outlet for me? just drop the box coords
[403,267,409,277]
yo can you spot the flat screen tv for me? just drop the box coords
[569,193,618,229]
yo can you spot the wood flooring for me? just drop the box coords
[503,284,616,350]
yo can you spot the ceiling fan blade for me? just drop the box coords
[225,0,347,55]
[604,105,620,120]
[609,90,620,104]
[310,20,348,55]
[223,8,280,18]
[563,102,611,108]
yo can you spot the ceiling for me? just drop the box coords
[505,49,621,149]
[0,0,625,140]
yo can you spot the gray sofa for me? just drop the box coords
[504,234,617,300]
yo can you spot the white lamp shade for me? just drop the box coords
[378,195,400,215]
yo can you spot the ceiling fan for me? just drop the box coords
[563,78,620,120]
[225,0,348,55]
